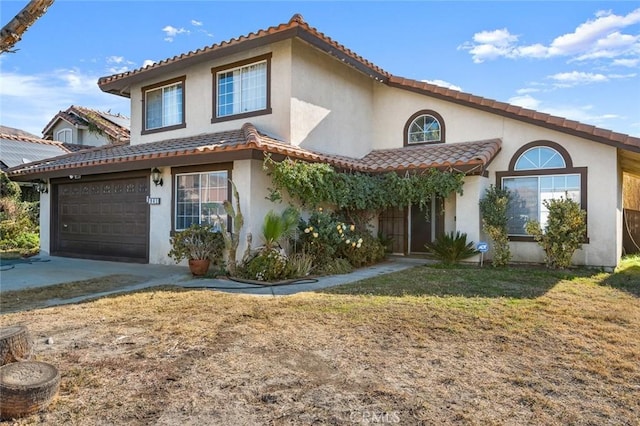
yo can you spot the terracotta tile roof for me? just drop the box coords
[6,123,500,179]
[97,14,639,154]
[42,105,130,143]
[389,77,640,153]
[360,139,502,173]
[98,14,390,96]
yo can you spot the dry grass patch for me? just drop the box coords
[1,259,638,425]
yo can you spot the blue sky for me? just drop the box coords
[1,1,639,137]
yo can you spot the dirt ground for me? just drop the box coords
[1,270,638,425]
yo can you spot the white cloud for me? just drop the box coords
[460,8,640,65]
[508,94,541,110]
[142,59,156,68]
[162,25,189,42]
[508,94,623,129]
[612,58,639,67]
[106,56,135,74]
[191,20,202,27]
[549,71,609,85]
[421,79,462,91]
[0,69,129,136]
[515,87,540,95]
[547,70,635,87]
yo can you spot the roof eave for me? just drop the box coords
[99,25,389,98]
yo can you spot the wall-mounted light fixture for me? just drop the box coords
[151,167,163,186]
[35,179,48,194]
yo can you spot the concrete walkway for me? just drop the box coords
[0,255,429,305]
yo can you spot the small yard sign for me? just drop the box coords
[476,242,489,253]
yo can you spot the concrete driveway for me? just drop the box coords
[0,256,187,292]
[0,255,429,302]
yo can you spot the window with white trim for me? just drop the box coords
[214,57,269,119]
[56,128,72,143]
[408,114,441,144]
[175,171,228,230]
[143,78,184,132]
[499,145,584,236]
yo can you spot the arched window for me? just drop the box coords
[496,141,586,238]
[56,129,72,143]
[404,110,445,145]
[514,146,566,170]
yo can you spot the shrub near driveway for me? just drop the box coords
[1,260,638,424]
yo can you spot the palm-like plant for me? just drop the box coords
[261,207,300,250]
[425,231,479,265]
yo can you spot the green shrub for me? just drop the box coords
[168,223,225,263]
[479,185,511,267]
[284,252,314,278]
[425,231,479,265]
[261,207,300,250]
[337,232,386,268]
[314,258,353,276]
[525,196,587,269]
[241,249,289,281]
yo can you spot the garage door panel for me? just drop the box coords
[54,176,149,262]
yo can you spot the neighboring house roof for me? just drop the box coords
[0,125,39,139]
[98,14,640,155]
[6,123,501,179]
[42,105,130,143]
[0,133,72,171]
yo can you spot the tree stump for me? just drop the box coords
[0,325,32,366]
[0,361,60,420]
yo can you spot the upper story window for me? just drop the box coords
[496,141,587,238]
[142,76,186,134]
[212,53,272,123]
[56,128,72,143]
[404,110,445,146]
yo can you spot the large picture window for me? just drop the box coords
[496,141,587,238]
[142,77,185,133]
[175,171,228,230]
[212,54,271,122]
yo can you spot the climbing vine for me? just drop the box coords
[263,154,465,218]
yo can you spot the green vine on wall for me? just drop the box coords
[263,154,465,219]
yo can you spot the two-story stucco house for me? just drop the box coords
[7,14,640,268]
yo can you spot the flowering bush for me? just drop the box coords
[294,208,385,271]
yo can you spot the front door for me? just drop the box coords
[378,198,445,255]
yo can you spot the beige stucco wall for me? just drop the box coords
[129,40,293,145]
[369,83,621,267]
[148,167,173,264]
[290,39,375,158]
[39,188,51,256]
[50,122,109,146]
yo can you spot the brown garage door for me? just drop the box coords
[52,175,149,263]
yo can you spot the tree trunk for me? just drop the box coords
[0,361,60,419]
[0,325,32,366]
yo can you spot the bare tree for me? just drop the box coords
[1,0,54,54]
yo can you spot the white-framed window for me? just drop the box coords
[56,128,72,143]
[142,77,185,132]
[212,54,271,121]
[175,171,228,230]
[404,110,445,145]
[408,115,441,143]
[498,143,585,237]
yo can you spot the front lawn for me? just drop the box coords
[1,258,638,425]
